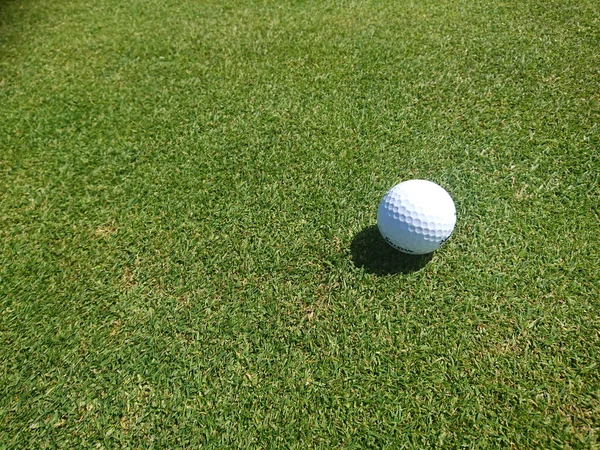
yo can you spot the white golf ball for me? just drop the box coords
[377,180,456,255]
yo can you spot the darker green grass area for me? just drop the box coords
[1,0,599,448]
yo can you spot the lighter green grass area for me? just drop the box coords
[1,0,599,448]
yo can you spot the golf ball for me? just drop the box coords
[377,180,456,255]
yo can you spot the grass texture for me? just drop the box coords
[1,0,599,447]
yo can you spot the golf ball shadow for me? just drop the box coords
[350,225,433,275]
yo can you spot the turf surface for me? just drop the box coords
[1,0,599,447]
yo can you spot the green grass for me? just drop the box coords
[1,0,599,447]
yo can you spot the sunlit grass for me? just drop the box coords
[1,0,599,447]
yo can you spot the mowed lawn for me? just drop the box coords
[1,0,599,447]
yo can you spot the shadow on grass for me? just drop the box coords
[350,225,432,275]
[0,0,19,21]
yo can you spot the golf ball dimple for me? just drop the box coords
[377,180,456,255]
